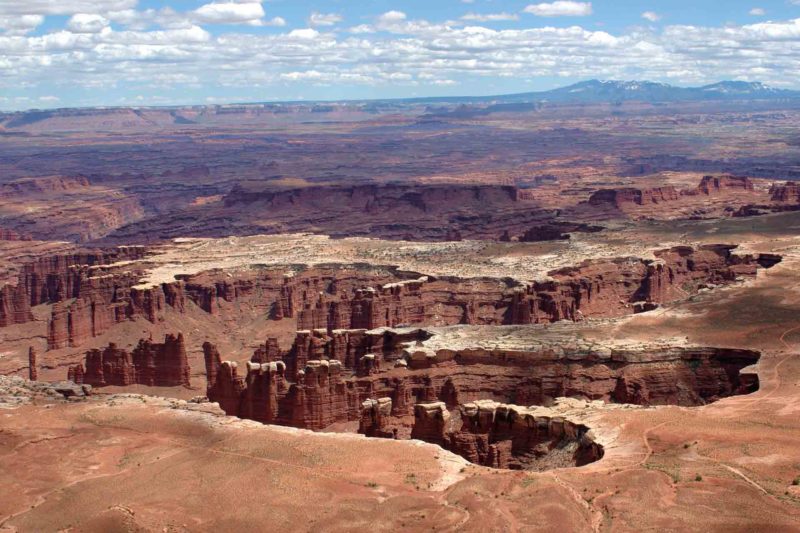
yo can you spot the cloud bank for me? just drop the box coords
[2,2,800,107]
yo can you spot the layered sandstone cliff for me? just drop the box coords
[697,175,754,194]
[770,181,800,203]
[411,400,603,470]
[589,186,680,208]
[206,326,761,433]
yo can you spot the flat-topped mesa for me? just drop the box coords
[68,333,190,388]
[403,339,761,407]
[37,243,768,350]
[515,223,603,243]
[195,244,778,335]
[223,182,522,210]
[1,248,149,329]
[414,400,603,471]
[588,186,679,208]
[0,175,91,198]
[510,244,777,323]
[587,175,758,212]
[296,277,429,332]
[697,175,754,195]
[770,181,800,203]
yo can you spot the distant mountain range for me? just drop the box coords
[390,80,800,106]
[2,80,800,127]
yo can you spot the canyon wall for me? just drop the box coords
[206,328,761,432]
[411,400,604,470]
[589,186,680,208]
[0,242,778,350]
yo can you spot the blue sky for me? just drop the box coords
[2,0,800,110]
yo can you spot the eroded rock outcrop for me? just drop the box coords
[184,244,777,335]
[28,347,38,381]
[697,175,754,195]
[589,186,679,208]
[770,181,800,203]
[1,241,775,350]
[414,400,604,470]
[68,333,190,388]
[207,324,761,437]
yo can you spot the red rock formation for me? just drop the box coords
[0,283,33,327]
[77,343,136,387]
[358,397,397,438]
[0,228,32,241]
[108,182,560,243]
[250,338,282,364]
[282,360,358,430]
[207,327,761,436]
[410,402,451,446]
[514,222,603,243]
[770,181,800,203]
[208,361,246,415]
[67,363,84,384]
[239,361,288,424]
[588,186,679,208]
[28,347,38,381]
[698,175,754,195]
[424,401,604,470]
[0,176,91,197]
[203,342,222,390]
[0,247,146,331]
[69,333,190,388]
[31,242,770,350]
[133,333,190,387]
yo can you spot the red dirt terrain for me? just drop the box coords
[1,101,800,531]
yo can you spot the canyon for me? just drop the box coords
[2,96,800,531]
[203,324,760,468]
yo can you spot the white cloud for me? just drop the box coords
[309,12,342,27]
[749,8,766,16]
[377,11,407,24]
[0,15,44,36]
[67,14,110,34]
[0,1,137,16]
[642,11,661,22]
[193,1,265,26]
[461,12,519,22]
[523,2,592,17]
[265,17,286,27]
[287,28,320,39]
[348,24,374,34]
[5,6,800,107]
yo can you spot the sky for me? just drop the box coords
[1,0,800,110]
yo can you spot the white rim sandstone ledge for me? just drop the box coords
[126,233,686,290]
